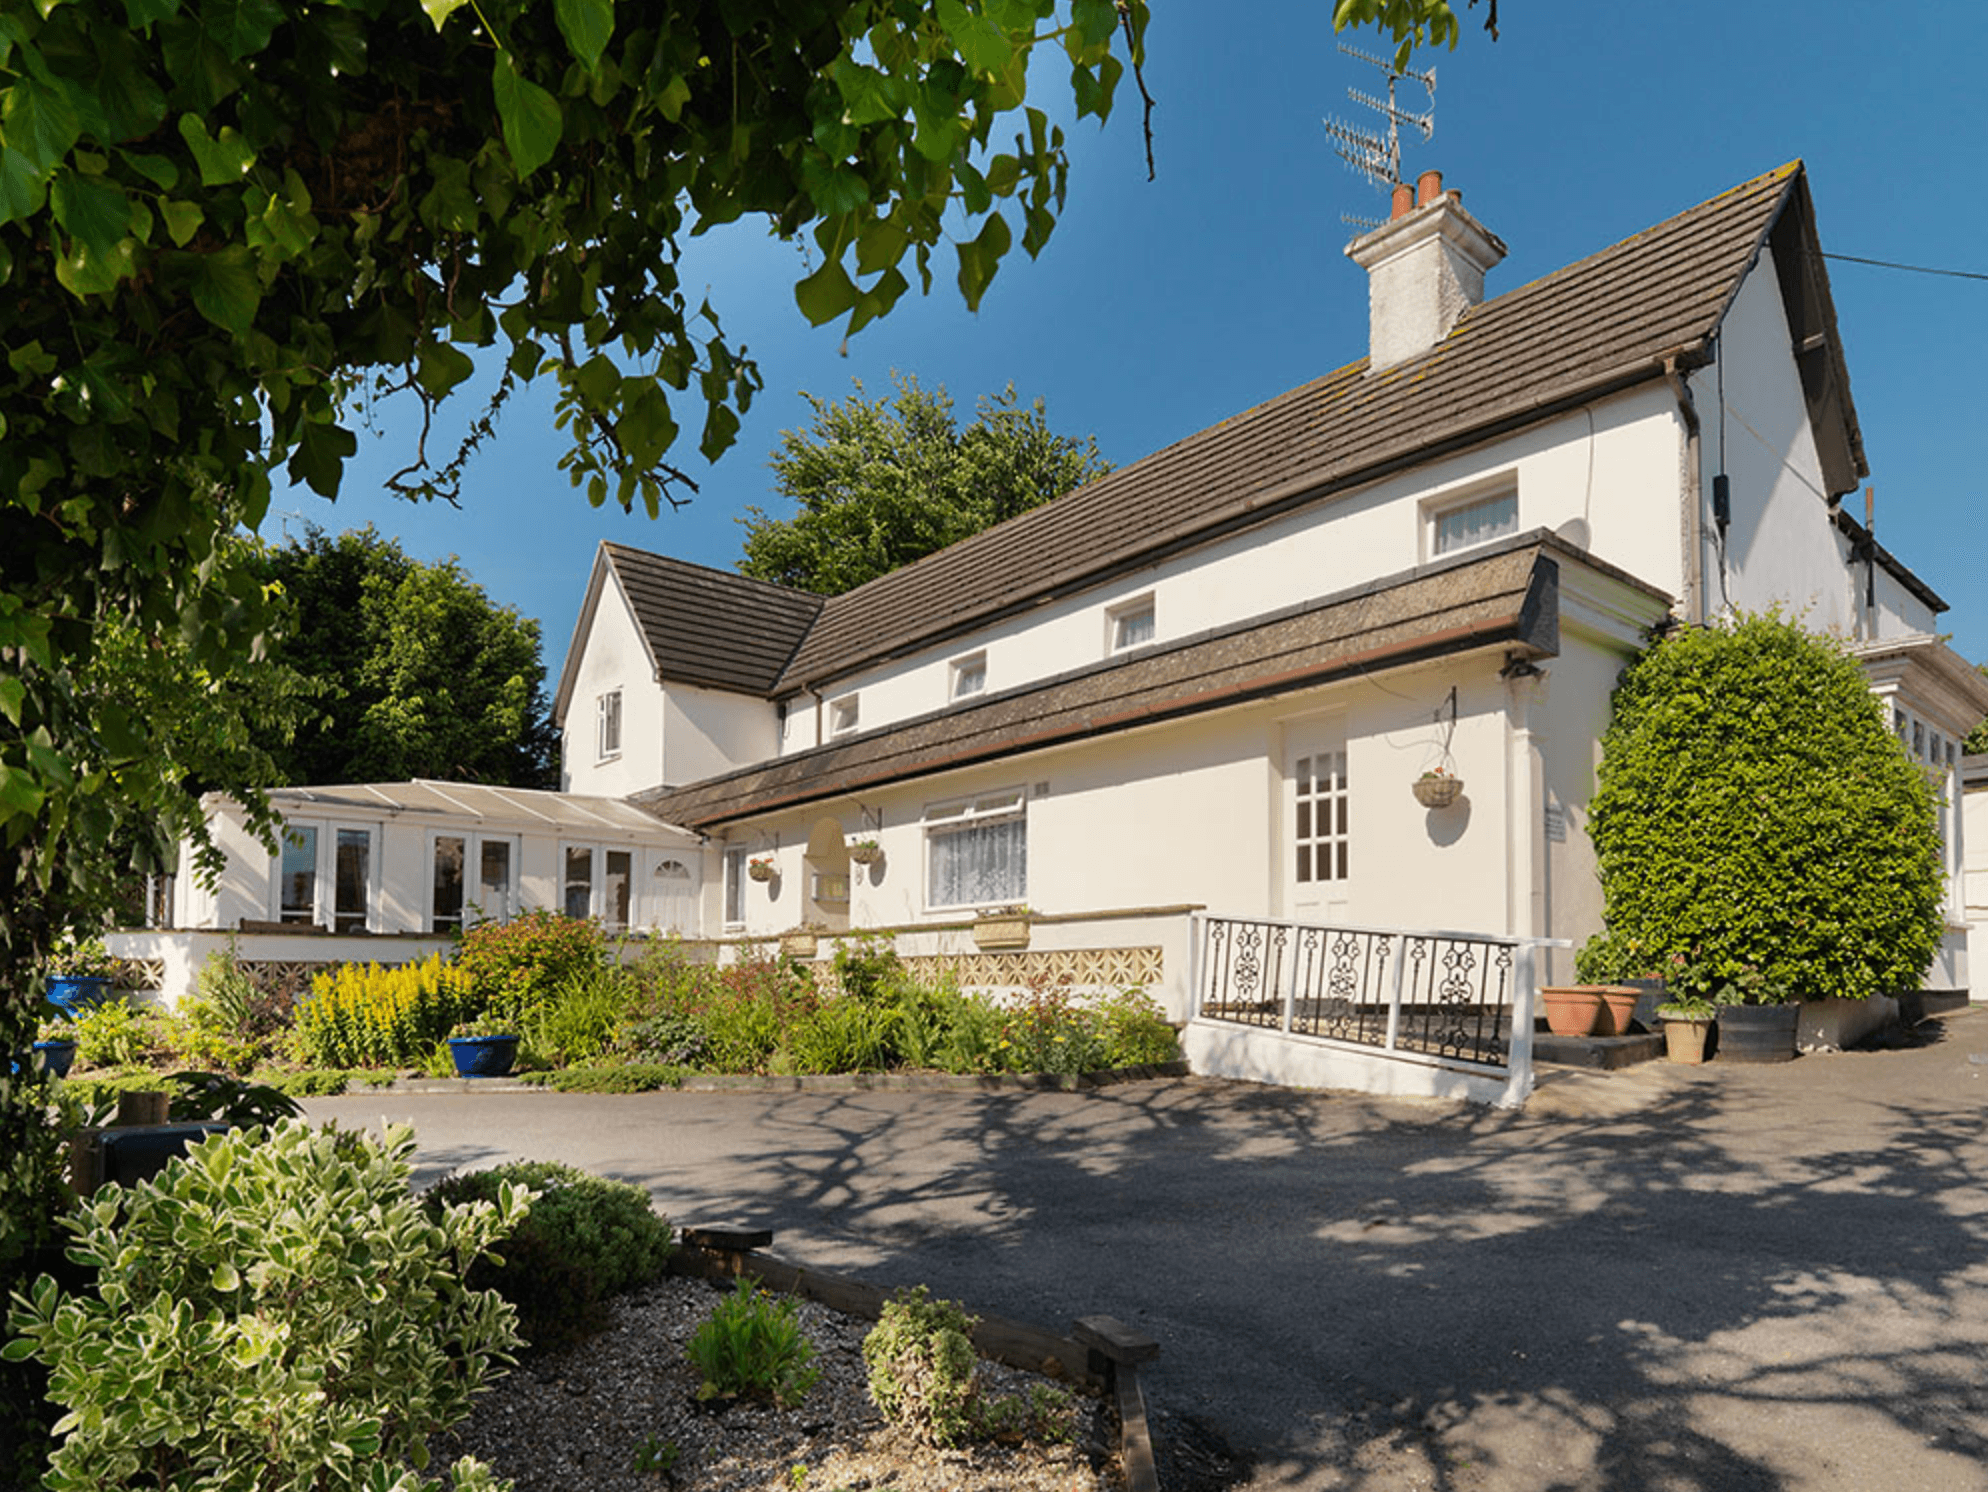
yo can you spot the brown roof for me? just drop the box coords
[633,532,1650,830]
[774,162,1853,691]
[557,545,823,720]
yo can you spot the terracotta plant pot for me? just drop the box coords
[1540,986,1604,1037]
[1662,1017,1713,1065]
[1594,986,1640,1036]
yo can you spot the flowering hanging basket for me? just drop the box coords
[847,840,883,866]
[1412,773,1463,809]
[747,858,776,883]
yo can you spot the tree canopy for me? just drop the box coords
[737,374,1110,595]
[0,0,1152,1326]
[1331,0,1500,70]
[253,527,558,789]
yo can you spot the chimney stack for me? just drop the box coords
[1347,172,1506,372]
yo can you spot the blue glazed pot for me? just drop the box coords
[45,975,114,1019]
[33,1039,78,1080]
[447,1034,520,1078]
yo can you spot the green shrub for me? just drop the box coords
[295,955,474,1068]
[862,1286,981,1447]
[685,1278,820,1407]
[1588,613,1945,1003]
[1091,987,1178,1067]
[520,1064,686,1093]
[785,995,899,1073]
[247,1066,358,1097]
[68,998,171,1070]
[451,910,606,1025]
[187,942,296,1048]
[522,959,634,1066]
[4,1120,527,1492]
[611,1012,711,1068]
[422,1160,672,1357]
[994,981,1103,1075]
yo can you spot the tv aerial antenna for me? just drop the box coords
[1322,42,1436,231]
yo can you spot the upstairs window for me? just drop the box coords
[951,652,987,701]
[1432,489,1518,556]
[1108,595,1156,654]
[830,694,860,736]
[597,688,623,761]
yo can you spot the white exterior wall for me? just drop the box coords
[781,385,1683,750]
[1967,783,1988,1001]
[663,683,779,789]
[561,570,665,797]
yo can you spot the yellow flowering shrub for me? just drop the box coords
[295,956,475,1069]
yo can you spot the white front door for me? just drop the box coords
[1287,724,1350,923]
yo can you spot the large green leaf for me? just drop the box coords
[935,0,1015,74]
[554,0,614,71]
[177,113,253,185]
[2,72,82,173]
[492,52,561,179]
[190,243,261,334]
[202,0,285,61]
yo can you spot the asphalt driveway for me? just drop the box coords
[306,1010,1988,1491]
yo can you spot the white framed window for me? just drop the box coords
[924,789,1027,909]
[1108,594,1156,654]
[1293,748,1350,885]
[723,846,746,927]
[430,832,518,933]
[562,843,636,928]
[830,693,860,736]
[273,821,375,932]
[597,688,623,761]
[950,652,987,701]
[1430,487,1518,557]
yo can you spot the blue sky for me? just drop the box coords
[281,2,1988,684]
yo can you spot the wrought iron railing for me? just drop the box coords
[1194,914,1529,1072]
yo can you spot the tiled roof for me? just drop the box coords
[632,532,1646,830]
[774,162,1831,691]
[601,543,823,696]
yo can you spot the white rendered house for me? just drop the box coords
[126,163,1986,1091]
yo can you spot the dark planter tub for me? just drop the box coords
[1716,1004,1799,1064]
[448,1035,520,1078]
[44,974,113,1019]
[33,1039,78,1079]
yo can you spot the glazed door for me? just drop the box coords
[1286,725,1350,923]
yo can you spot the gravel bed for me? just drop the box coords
[429,1274,1124,1492]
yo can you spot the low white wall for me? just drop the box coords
[1182,1019,1527,1108]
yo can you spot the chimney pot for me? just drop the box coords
[1390,182,1415,221]
[1416,169,1444,207]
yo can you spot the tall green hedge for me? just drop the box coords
[1586,613,1944,1002]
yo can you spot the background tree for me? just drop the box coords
[738,375,1111,595]
[0,0,1153,1294]
[1966,665,1988,756]
[1584,613,1944,1005]
[255,527,557,789]
[1332,0,1501,69]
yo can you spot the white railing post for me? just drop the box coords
[1382,932,1408,1052]
[1500,939,1539,1109]
[1186,912,1205,1022]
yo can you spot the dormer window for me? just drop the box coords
[950,652,987,701]
[830,693,860,737]
[597,688,623,761]
[1431,488,1518,557]
[1108,595,1156,654]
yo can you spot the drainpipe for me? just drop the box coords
[808,685,824,748]
[1663,352,1704,625]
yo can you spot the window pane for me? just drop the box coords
[564,846,593,919]
[478,840,511,920]
[928,815,1026,907]
[1113,603,1155,651]
[334,829,369,934]
[605,849,632,929]
[433,836,466,933]
[1435,492,1518,555]
[279,826,318,924]
[724,848,745,925]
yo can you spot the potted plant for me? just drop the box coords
[1707,964,1797,1064]
[42,938,119,1019]
[972,905,1031,951]
[846,837,883,866]
[32,1011,79,1080]
[1653,992,1716,1065]
[1412,767,1463,809]
[747,855,777,883]
[446,1019,521,1078]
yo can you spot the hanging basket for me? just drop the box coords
[747,859,776,883]
[1412,774,1463,809]
[847,841,883,866]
